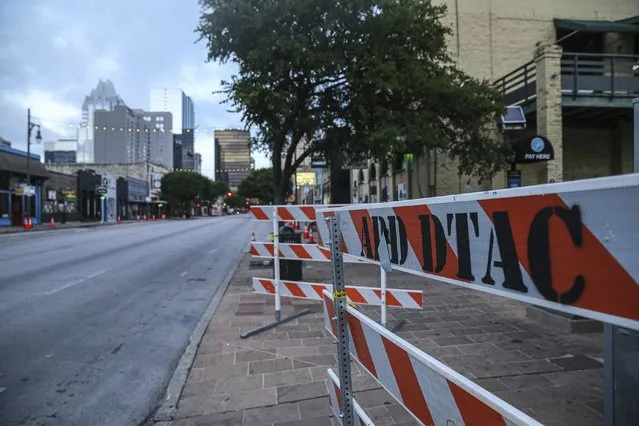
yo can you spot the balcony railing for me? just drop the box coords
[561,53,639,98]
[493,52,639,106]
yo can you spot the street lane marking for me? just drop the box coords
[180,271,188,277]
[208,248,218,254]
[0,388,6,394]
[45,269,108,296]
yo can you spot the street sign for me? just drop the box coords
[96,186,107,195]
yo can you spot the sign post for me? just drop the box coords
[328,214,354,425]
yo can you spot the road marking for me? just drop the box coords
[45,269,108,296]
[180,271,188,277]
[0,388,6,394]
[208,248,218,254]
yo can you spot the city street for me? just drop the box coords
[0,216,263,426]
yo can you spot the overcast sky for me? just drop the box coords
[0,0,270,178]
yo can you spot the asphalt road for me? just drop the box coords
[0,215,263,426]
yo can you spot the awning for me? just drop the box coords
[0,151,51,178]
[554,17,639,34]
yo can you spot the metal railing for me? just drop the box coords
[561,52,639,98]
[493,52,639,105]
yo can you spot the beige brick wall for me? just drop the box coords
[426,0,638,196]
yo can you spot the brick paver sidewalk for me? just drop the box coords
[173,254,604,426]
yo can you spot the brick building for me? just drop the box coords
[352,1,639,201]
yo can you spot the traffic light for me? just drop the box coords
[99,195,105,200]
[227,192,232,197]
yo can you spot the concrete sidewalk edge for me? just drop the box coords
[148,245,248,425]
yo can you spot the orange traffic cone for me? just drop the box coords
[137,215,140,222]
[27,217,32,229]
[50,217,56,229]
[152,215,156,221]
[23,216,29,229]
[143,215,147,221]
[302,225,309,239]
[308,231,314,244]
[117,216,121,224]
[162,214,166,220]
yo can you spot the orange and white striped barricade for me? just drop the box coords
[252,277,423,309]
[250,242,366,263]
[241,206,313,339]
[253,204,406,331]
[327,368,375,426]
[317,174,639,331]
[318,174,639,424]
[321,290,542,426]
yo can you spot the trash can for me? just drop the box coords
[278,225,303,281]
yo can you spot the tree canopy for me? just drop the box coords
[197,0,509,202]
[238,168,275,204]
[161,171,228,206]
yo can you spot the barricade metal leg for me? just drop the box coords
[241,207,311,339]
[380,266,405,333]
[329,215,355,425]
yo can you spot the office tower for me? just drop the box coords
[149,88,195,169]
[93,105,173,168]
[214,129,251,189]
[194,153,202,174]
[173,136,183,169]
[77,79,126,163]
[43,139,78,164]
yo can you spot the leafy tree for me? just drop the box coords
[161,171,216,212]
[197,0,508,203]
[203,180,230,201]
[225,194,247,209]
[238,168,275,204]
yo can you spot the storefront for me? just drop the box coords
[42,171,78,224]
[0,146,49,227]
[126,177,149,218]
[77,169,102,222]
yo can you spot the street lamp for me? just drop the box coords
[25,108,42,220]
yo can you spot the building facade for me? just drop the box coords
[77,79,126,163]
[350,3,639,203]
[93,106,173,169]
[149,88,196,170]
[194,153,202,174]
[44,139,78,164]
[214,129,252,189]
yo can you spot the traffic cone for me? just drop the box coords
[308,231,314,244]
[50,217,55,229]
[143,215,147,221]
[117,216,121,224]
[137,215,140,222]
[302,225,309,239]
[152,215,156,221]
[27,217,32,229]
[23,216,28,229]
[182,213,186,220]
[162,214,166,220]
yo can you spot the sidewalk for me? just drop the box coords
[0,217,198,234]
[173,254,604,426]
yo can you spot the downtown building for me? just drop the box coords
[77,79,126,163]
[149,88,196,170]
[92,105,173,169]
[214,129,251,189]
[44,139,78,164]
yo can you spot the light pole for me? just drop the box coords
[26,108,42,219]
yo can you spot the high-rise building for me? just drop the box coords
[214,129,251,189]
[44,139,77,164]
[214,137,224,182]
[93,105,173,168]
[173,136,183,169]
[149,88,196,170]
[77,79,126,163]
[0,136,11,147]
[194,153,202,174]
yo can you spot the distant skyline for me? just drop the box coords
[0,0,270,178]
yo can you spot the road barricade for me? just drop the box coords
[316,174,639,425]
[243,204,423,338]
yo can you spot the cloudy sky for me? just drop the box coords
[0,0,269,178]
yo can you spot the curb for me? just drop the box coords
[147,248,247,425]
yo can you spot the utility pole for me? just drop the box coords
[25,108,42,220]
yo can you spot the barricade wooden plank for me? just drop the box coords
[321,290,542,426]
[250,242,366,263]
[316,174,639,330]
[327,368,375,426]
[250,204,342,222]
[252,277,423,309]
